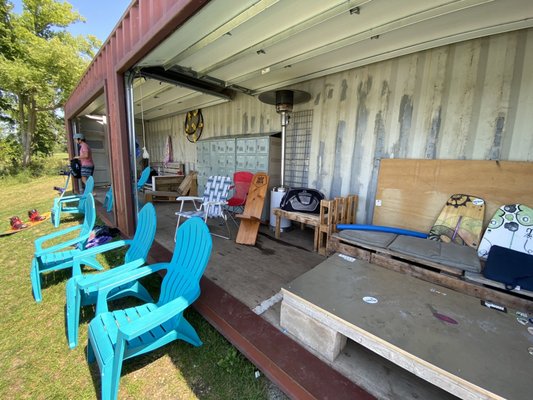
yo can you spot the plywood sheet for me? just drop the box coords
[283,254,533,400]
[373,159,533,233]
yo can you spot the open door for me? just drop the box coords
[77,116,111,186]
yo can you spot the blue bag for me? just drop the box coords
[482,245,533,291]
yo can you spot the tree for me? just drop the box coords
[0,0,100,167]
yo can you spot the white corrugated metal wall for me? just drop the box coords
[145,28,533,224]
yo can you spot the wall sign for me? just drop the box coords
[184,109,204,143]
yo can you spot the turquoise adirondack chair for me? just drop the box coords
[103,186,113,212]
[87,217,212,400]
[103,167,151,213]
[175,175,232,240]
[51,176,95,227]
[31,194,99,302]
[65,202,157,349]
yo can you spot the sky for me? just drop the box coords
[11,0,131,42]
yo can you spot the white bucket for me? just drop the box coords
[270,187,291,230]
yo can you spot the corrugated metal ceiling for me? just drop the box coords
[121,0,533,120]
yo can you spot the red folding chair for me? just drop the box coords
[226,171,254,225]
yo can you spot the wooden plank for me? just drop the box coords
[145,191,180,203]
[373,159,533,233]
[318,195,358,255]
[329,234,461,277]
[328,235,533,312]
[273,209,321,227]
[151,174,184,192]
[150,161,184,176]
[236,173,269,245]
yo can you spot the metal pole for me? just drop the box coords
[280,110,289,187]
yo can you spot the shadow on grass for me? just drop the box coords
[69,270,268,399]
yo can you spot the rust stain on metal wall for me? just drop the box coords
[317,140,326,189]
[488,113,505,160]
[242,112,249,134]
[367,80,391,223]
[425,107,442,159]
[330,121,345,196]
[349,76,373,195]
[395,94,413,158]
[314,92,321,105]
[260,115,265,133]
[340,79,348,101]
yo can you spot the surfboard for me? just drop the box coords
[477,204,533,259]
[427,194,485,248]
[0,212,52,237]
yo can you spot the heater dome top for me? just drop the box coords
[258,89,311,107]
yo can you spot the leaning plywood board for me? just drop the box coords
[373,159,533,233]
[281,254,532,400]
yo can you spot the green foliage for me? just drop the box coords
[0,133,21,175]
[33,109,63,156]
[0,149,65,178]
[217,347,244,374]
[0,0,101,169]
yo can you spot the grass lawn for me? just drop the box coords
[0,174,269,399]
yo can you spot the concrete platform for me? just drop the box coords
[281,253,533,400]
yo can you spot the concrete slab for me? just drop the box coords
[281,253,533,400]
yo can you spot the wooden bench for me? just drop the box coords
[273,194,357,255]
[236,173,269,245]
[328,159,533,311]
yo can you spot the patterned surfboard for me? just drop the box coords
[428,194,485,248]
[477,204,533,259]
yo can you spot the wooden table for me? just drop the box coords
[273,208,321,251]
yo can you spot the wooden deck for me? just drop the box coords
[93,191,474,399]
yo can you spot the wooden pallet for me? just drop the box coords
[329,233,533,312]
[145,172,197,202]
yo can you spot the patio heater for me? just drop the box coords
[258,89,311,231]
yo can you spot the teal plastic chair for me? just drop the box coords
[51,176,94,227]
[87,217,212,400]
[102,167,151,213]
[136,167,152,191]
[104,186,113,213]
[31,194,99,302]
[65,203,157,349]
